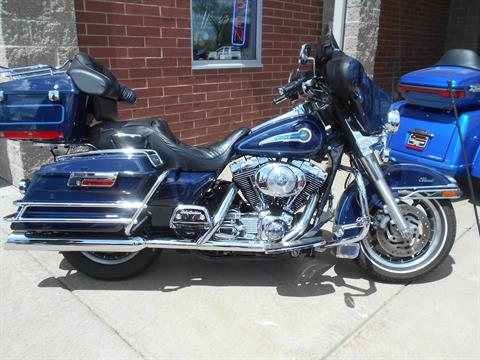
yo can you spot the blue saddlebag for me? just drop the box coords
[8,151,163,233]
[0,74,87,142]
[398,66,480,110]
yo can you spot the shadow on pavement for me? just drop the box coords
[37,250,455,307]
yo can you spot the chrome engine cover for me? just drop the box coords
[227,157,328,242]
[255,163,306,197]
[215,209,293,243]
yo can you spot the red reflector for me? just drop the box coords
[0,131,64,140]
[80,179,116,187]
[398,85,465,98]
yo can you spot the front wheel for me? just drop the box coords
[356,199,456,283]
[63,249,160,280]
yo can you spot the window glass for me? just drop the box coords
[192,0,258,62]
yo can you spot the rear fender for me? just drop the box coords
[334,162,461,240]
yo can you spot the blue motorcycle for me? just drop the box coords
[0,28,461,282]
[388,49,480,179]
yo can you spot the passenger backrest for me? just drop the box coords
[67,53,121,100]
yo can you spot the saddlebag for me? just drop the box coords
[0,74,88,142]
[7,150,163,233]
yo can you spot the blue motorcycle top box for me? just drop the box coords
[398,49,480,110]
[0,72,88,142]
[389,49,480,178]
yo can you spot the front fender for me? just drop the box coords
[334,162,461,240]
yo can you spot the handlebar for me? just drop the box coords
[118,84,137,104]
[273,76,306,104]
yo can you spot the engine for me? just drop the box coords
[216,157,328,242]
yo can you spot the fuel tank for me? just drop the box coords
[235,108,327,159]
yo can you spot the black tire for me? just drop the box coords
[356,199,456,283]
[62,249,160,281]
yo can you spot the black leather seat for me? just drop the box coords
[90,119,249,173]
[436,49,480,71]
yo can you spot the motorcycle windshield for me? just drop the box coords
[356,67,392,134]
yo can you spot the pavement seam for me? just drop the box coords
[322,220,476,359]
[27,251,149,360]
[320,283,408,360]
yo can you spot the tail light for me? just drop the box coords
[398,85,465,98]
[0,131,64,140]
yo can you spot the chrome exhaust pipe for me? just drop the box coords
[5,231,327,254]
[5,233,146,252]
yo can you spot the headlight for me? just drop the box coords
[385,110,400,134]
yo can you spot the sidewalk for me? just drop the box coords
[1,183,479,360]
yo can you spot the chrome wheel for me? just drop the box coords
[362,199,448,274]
[81,251,139,265]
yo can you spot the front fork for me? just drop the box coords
[359,153,413,239]
[339,115,413,240]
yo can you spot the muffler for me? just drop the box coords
[4,233,146,252]
[5,232,326,254]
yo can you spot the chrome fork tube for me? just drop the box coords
[359,154,412,238]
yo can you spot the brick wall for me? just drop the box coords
[373,0,450,96]
[74,0,323,145]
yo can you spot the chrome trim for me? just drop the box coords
[196,184,238,245]
[169,205,212,230]
[0,61,70,81]
[125,170,170,236]
[6,201,142,224]
[57,149,164,168]
[14,201,142,209]
[7,217,131,224]
[67,172,118,188]
[397,187,462,200]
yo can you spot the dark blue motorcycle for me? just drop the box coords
[0,28,461,282]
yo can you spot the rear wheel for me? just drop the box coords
[62,249,160,280]
[356,199,456,283]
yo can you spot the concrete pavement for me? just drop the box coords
[0,182,479,359]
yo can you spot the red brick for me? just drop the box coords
[85,1,124,13]
[125,3,160,16]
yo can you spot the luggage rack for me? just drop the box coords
[0,60,70,81]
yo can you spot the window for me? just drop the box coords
[191,0,262,69]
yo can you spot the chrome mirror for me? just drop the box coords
[299,44,311,65]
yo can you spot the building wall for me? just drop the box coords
[0,0,78,184]
[373,0,451,96]
[445,0,480,52]
[74,0,323,146]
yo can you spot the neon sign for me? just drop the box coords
[231,0,249,46]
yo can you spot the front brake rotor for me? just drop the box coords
[375,204,431,258]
